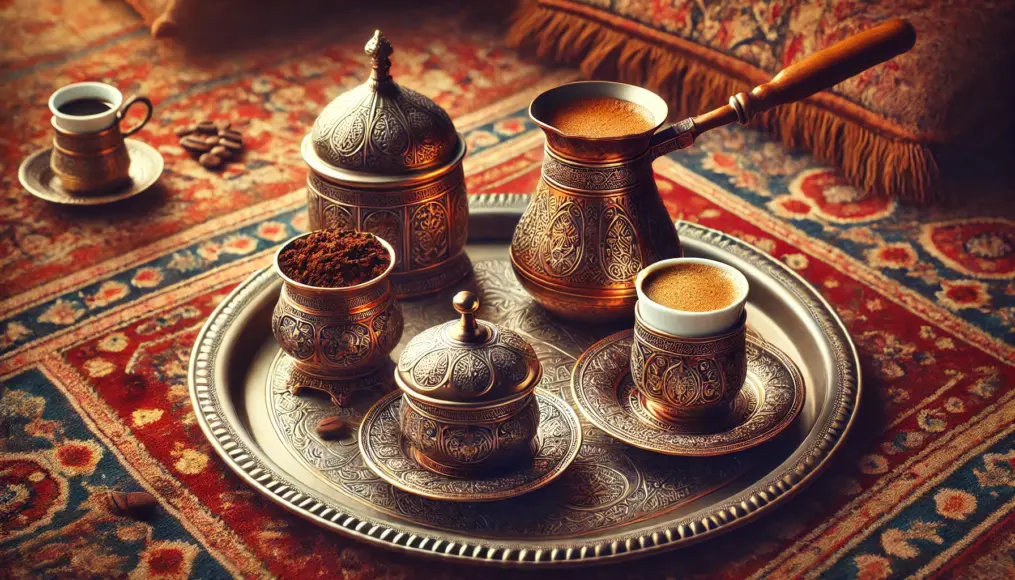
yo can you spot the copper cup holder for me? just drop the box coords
[630,307,748,429]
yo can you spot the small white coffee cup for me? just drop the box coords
[49,82,125,133]
[635,257,749,338]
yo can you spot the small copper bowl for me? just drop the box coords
[630,306,747,427]
[271,233,404,384]
[399,391,540,478]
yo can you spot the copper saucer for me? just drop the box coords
[18,139,163,205]
[571,330,805,457]
[359,389,582,502]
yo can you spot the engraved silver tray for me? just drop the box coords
[188,193,860,567]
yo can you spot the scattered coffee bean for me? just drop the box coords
[176,117,244,171]
[220,139,243,153]
[218,129,243,143]
[180,135,212,153]
[199,152,223,168]
[316,415,348,439]
[104,490,156,517]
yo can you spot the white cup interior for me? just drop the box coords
[49,82,123,133]
[635,257,749,338]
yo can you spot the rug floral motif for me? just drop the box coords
[2,0,1014,578]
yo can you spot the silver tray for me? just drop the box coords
[188,193,860,567]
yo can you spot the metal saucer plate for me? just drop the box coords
[188,194,861,567]
[18,139,164,205]
[571,329,805,456]
[358,390,583,503]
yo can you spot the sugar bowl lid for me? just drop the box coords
[308,30,460,176]
[396,291,542,404]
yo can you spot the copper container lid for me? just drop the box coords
[395,291,542,405]
[306,30,461,181]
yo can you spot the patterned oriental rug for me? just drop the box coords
[2,1,1015,578]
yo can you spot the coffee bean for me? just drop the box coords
[211,145,230,159]
[180,135,212,153]
[218,129,243,143]
[199,152,223,168]
[196,120,217,134]
[220,139,243,152]
[316,415,348,439]
[174,124,197,137]
[214,120,231,132]
[104,490,156,517]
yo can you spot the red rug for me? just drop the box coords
[2,1,1015,578]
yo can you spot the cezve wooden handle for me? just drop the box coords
[652,19,916,155]
[748,19,915,114]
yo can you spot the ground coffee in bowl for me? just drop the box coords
[278,230,391,288]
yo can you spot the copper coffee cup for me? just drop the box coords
[630,306,748,427]
[48,82,153,193]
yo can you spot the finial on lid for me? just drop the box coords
[450,291,488,342]
[365,30,393,85]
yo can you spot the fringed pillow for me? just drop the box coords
[508,0,1015,201]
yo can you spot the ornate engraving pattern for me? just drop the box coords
[397,320,539,403]
[322,203,353,231]
[600,206,643,282]
[399,395,539,473]
[631,318,747,415]
[541,202,584,277]
[362,210,403,270]
[450,185,469,251]
[360,391,579,501]
[319,323,371,366]
[311,82,457,173]
[572,330,805,456]
[191,212,859,565]
[541,154,646,191]
[409,201,450,268]
[307,170,463,208]
[272,312,314,360]
[280,284,385,313]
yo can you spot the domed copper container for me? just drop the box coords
[271,233,404,388]
[395,291,543,478]
[302,31,470,300]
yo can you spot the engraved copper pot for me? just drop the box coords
[511,19,918,321]
[271,233,404,388]
[395,291,543,478]
[303,31,470,300]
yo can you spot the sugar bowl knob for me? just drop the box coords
[450,290,488,342]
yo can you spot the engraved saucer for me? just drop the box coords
[359,389,583,502]
[18,139,163,205]
[571,330,805,457]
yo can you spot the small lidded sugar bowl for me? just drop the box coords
[395,291,542,477]
[272,230,404,405]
